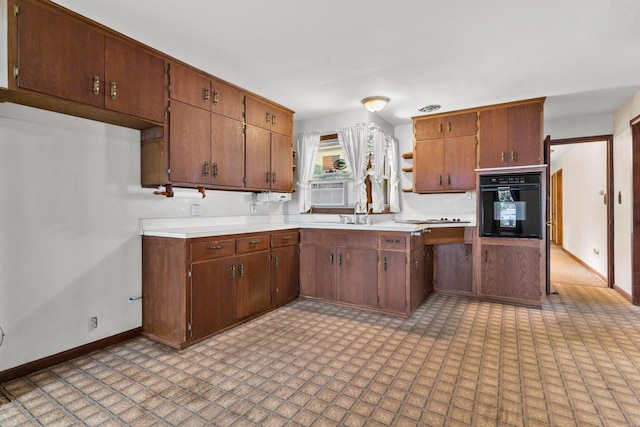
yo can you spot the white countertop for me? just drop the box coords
[140,215,476,239]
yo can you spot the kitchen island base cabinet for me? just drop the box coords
[299,229,428,317]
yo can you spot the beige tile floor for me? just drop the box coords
[1,253,640,426]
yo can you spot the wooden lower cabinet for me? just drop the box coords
[433,243,473,294]
[190,257,237,341]
[336,247,379,307]
[271,231,300,306]
[142,230,298,349]
[478,239,543,306]
[299,229,428,316]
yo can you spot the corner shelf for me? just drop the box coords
[402,152,413,159]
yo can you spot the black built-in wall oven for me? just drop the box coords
[479,172,543,239]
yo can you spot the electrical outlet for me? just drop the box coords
[88,316,98,331]
[250,204,257,215]
[190,204,201,216]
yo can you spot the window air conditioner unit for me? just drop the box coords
[310,181,348,206]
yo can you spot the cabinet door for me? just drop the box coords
[245,96,272,130]
[335,247,378,307]
[169,62,210,110]
[410,247,426,311]
[444,112,477,138]
[478,107,508,169]
[508,103,542,166]
[245,125,272,190]
[379,250,407,313]
[480,244,541,301]
[270,133,293,192]
[237,251,271,319]
[434,243,473,293]
[299,244,334,300]
[190,258,237,341]
[271,245,299,306]
[104,36,166,123]
[414,139,445,192]
[17,0,105,107]
[414,117,444,140]
[424,245,434,296]
[168,100,211,184]
[270,105,293,136]
[444,136,477,191]
[210,78,245,121]
[211,114,245,188]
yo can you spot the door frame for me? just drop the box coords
[631,115,640,304]
[551,169,563,245]
[544,134,614,289]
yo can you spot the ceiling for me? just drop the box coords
[52,0,640,127]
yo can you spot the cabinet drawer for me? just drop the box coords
[272,231,299,248]
[238,235,270,254]
[423,227,465,245]
[335,232,378,249]
[380,234,407,250]
[191,238,236,261]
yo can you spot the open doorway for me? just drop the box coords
[546,135,614,291]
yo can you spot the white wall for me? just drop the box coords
[0,102,285,372]
[612,91,640,296]
[545,113,613,140]
[551,142,608,277]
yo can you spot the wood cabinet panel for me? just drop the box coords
[480,244,541,301]
[508,102,542,166]
[478,107,508,168]
[336,247,378,307]
[414,139,445,192]
[17,0,105,108]
[380,234,408,250]
[270,105,294,137]
[414,117,444,141]
[409,247,427,311]
[270,133,294,192]
[445,112,478,138]
[444,136,477,191]
[169,62,210,110]
[379,250,407,313]
[104,36,166,123]
[168,100,210,184]
[271,231,299,248]
[237,235,270,254]
[299,243,334,300]
[210,78,245,121]
[190,258,237,340]
[272,245,299,306]
[210,114,245,188]
[191,238,235,262]
[245,125,272,189]
[434,243,473,293]
[237,251,271,319]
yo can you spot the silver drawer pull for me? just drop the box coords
[385,239,401,244]
[281,236,292,241]
[249,240,261,245]
[208,245,222,250]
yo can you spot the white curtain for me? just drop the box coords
[369,127,387,213]
[385,136,400,212]
[295,130,321,212]
[338,125,369,212]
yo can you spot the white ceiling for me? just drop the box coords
[52,0,640,127]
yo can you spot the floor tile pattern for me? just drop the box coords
[1,261,640,426]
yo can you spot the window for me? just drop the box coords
[312,139,352,181]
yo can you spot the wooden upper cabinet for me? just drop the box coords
[245,96,293,136]
[413,136,476,193]
[169,62,211,110]
[14,0,165,125]
[210,114,245,188]
[104,36,166,123]
[478,101,543,168]
[270,133,294,192]
[16,0,105,108]
[210,78,245,121]
[414,111,477,141]
[245,125,272,190]
[168,100,211,185]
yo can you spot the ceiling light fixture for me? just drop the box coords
[361,96,390,113]
[418,104,441,113]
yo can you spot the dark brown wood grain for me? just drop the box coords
[434,243,473,293]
